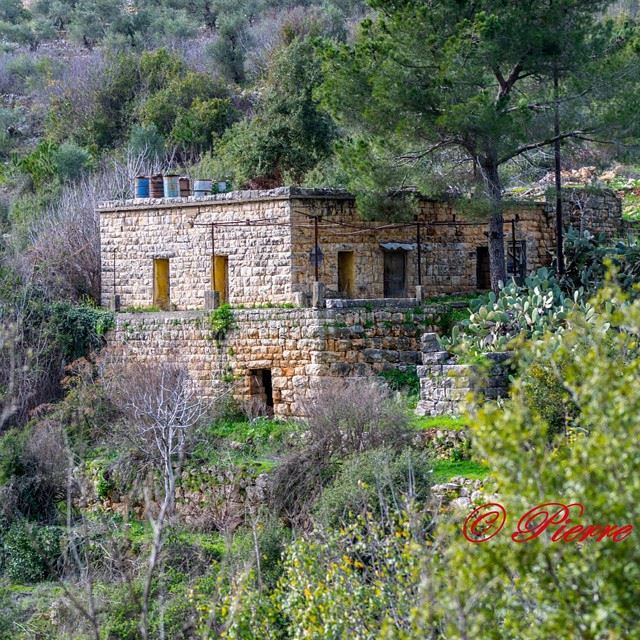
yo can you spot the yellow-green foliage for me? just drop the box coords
[419,284,640,638]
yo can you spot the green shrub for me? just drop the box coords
[379,366,419,397]
[208,303,235,342]
[224,517,291,589]
[2,521,62,583]
[0,427,28,485]
[275,510,427,639]
[95,469,113,500]
[519,359,577,440]
[13,140,58,189]
[312,447,432,529]
[50,302,114,361]
[269,379,412,522]
[99,581,142,640]
[127,123,166,161]
[435,305,472,335]
[170,97,237,153]
[52,142,92,182]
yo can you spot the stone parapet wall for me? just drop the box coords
[103,304,444,417]
[416,333,511,416]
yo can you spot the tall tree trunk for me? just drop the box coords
[481,157,507,292]
[554,63,565,275]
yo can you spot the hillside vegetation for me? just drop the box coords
[2,0,640,638]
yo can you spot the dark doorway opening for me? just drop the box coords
[383,250,407,298]
[476,247,491,290]
[249,369,274,414]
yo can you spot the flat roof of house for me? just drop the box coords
[97,185,550,214]
[97,186,357,212]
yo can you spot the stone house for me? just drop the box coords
[99,186,625,416]
[99,187,572,311]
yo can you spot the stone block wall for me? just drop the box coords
[103,303,444,417]
[290,196,556,299]
[416,333,511,416]
[99,190,294,310]
[543,188,626,239]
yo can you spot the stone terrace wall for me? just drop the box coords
[290,197,555,300]
[99,190,294,310]
[416,333,512,416]
[103,304,444,417]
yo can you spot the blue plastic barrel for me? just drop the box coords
[193,179,213,197]
[134,176,149,198]
[163,174,180,198]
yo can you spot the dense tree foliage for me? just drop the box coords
[413,285,640,637]
[218,37,336,186]
[320,0,640,288]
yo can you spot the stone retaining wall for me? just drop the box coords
[103,304,444,417]
[416,333,512,416]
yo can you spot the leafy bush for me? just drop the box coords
[312,447,432,529]
[218,37,335,186]
[50,302,114,361]
[519,359,578,440]
[14,140,58,189]
[208,303,235,342]
[378,365,419,397]
[171,96,237,153]
[52,142,92,182]
[269,378,411,523]
[0,427,28,486]
[275,510,427,639]
[422,284,640,638]
[2,520,62,582]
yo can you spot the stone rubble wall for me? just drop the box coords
[544,188,627,239]
[102,304,445,417]
[416,333,512,417]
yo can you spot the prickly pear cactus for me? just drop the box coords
[440,268,594,355]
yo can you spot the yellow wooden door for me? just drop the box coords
[153,258,170,310]
[212,255,229,303]
[338,251,355,298]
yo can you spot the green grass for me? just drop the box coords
[168,530,225,559]
[189,416,297,472]
[431,460,490,482]
[205,416,296,444]
[122,304,162,313]
[423,292,489,307]
[412,415,468,431]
